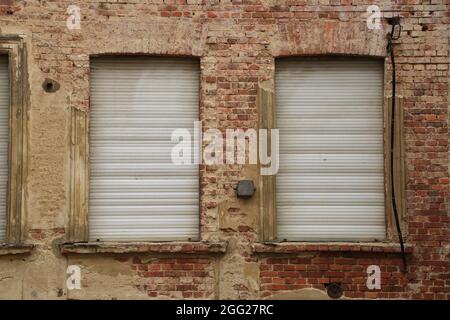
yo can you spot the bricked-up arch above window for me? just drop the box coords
[0,35,30,245]
[270,21,388,58]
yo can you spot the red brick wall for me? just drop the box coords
[260,254,421,299]
[0,0,447,299]
[132,257,216,299]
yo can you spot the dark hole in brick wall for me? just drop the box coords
[325,282,343,299]
[42,78,60,93]
[421,25,429,31]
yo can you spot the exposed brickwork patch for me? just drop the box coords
[259,254,444,299]
[132,257,216,299]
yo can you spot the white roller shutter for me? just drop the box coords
[89,57,199,241]
[0,56,9,242]
[276,58,385,241]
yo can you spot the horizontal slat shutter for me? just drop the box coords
[89,57,199,241]
[276,58,385,241]
[0,56,9,242]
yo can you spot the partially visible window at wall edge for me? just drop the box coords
[0,35,29,244]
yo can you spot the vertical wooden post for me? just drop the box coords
[68,107,89,242]
[257,82,276,242]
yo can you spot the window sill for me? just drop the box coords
[0,243,34,255]
[252,242,413,254]
[60,241,228,255]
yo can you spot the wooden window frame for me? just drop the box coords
[258,59,406,243]
[0,35,29,244]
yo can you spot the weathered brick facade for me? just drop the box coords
[0,0,448,299]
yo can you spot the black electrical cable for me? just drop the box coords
[387,18,407,273]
